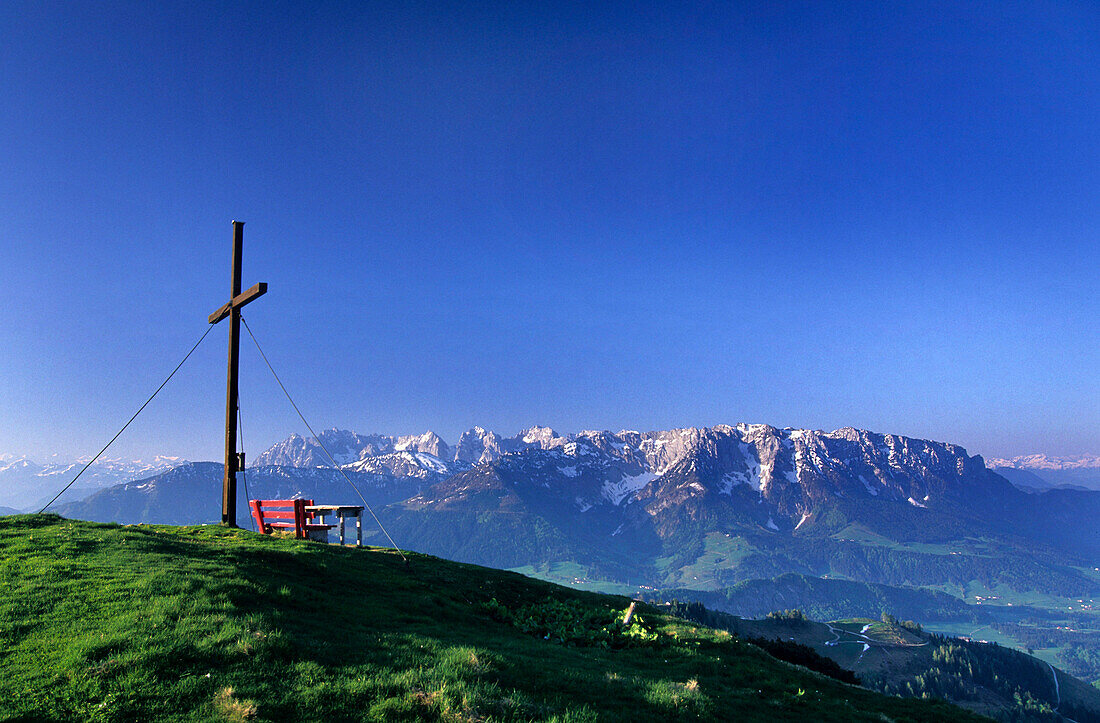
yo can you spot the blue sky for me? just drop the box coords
[1,1,1097,462]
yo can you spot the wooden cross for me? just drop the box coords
[208,221,267,526]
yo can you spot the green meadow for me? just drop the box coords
[0,514,985,722]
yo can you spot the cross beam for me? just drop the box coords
[208,221,267,527]
[208,282,267,324]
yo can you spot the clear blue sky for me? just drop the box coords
[1,1,1097,462]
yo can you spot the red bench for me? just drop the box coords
[249,498,334,540]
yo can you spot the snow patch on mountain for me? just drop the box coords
[740,442,764,490]
[407,452,449,474]
[602,472,658,506]
[859,474,879,496]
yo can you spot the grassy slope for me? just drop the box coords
[0,515,985,723]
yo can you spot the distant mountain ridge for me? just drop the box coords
[255,430,452,468]
[254,423,1005,519]
[41,425,1100,562]
[53,422,1029,531]
[989,453,1100,491]
[256,424,722,473]
[0,454,185,510]
[989,454,1100,470]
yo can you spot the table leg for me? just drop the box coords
[339,514,346,544]
[357,513,362,546]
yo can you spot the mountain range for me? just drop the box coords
[50,423,1100,570]
[0,454,185,510]
[989,454,1100,492]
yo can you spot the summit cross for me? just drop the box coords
[208,221,267,527]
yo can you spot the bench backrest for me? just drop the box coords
[249,498,315,538]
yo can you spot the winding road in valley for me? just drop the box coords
[1042,659,1079,722]
[825,622,1074,719]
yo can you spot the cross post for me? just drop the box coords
[208,221,267,526]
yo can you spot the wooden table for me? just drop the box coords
[304,504,364,545]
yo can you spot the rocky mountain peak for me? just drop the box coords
[395,431,451,460]
[455,427,504,464]
[520,426,561,446]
